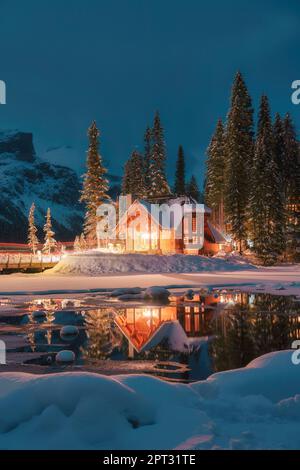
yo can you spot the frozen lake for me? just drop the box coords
[0,289,299,382]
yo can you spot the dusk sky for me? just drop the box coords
[0,0,300,187]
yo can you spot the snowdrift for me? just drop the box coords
[50,253,255,276]
[0,350,299,450]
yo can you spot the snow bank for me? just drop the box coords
[50,253,255,276]
[0,350,300,450]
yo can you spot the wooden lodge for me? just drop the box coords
[111,195,231,256]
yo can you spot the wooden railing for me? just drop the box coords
[0,253,63,273]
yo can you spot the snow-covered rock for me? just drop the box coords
[0,350,299,449]
[31,310,46,319]
[144,286,170,301]
[60,325,79,340]
[110,287,143,297]
[55,350,75,364]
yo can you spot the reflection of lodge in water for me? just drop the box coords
[114,294,220,354]
[114,291,300,354]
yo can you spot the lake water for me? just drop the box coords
[0,290,299,382]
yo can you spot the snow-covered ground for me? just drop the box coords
[52,252,255,275]
[0,264,299,298]
[0,350,299,450]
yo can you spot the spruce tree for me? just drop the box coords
[148,111,171,199]
[224,72,254,252]
[130,149,146,198]
[144,126,152,192]
[80,233,87,251]
[186,175,201,202]
[174,145,186,196]
[80,121,110,245]
[273,113,285,181]
[74,236,81,252]
[28,202,39,254]
[122,150,146,198]
[205,118,226,227]
[43,208,57,255]
[249,95,285,264]
[283,113,300,260]
[121,158,132,195]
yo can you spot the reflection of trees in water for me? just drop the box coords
[81,309,123,360]
[211,295,300,372]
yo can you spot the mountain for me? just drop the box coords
[0,130,85,243]
[0,131,122,243]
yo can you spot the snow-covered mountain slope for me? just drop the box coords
[0,130,84,242]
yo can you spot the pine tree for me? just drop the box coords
[205,118,226,227]
[224,72,254,252]
[148,111,171,199]
[174,145,186,196]
[27,202,39,254]
[80,233,87,251]
[283,113,300,260]
[121,158,132,195]
[144,126,152,192]
[43,208,57,255]
[74,236,81,252]
[249,95,285,264]
[122,150,146,198]
[273,113,285,181]
[80,121,110,245]
[186,175,201,202]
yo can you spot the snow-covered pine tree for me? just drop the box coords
[28,202,39,254]
[249,95,285,264]
[283,113,300,261]
[80,233,87,251]
[74,236,81,252]
[186,175,201,202]
[224,72,254,252]
[174,145,186,196]
[80,121,110,246]
[144,126,152,192]
[43,208,57,255]
[147,112,171,199]
[205,118,226,228]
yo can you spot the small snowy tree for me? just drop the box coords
[43,208,57,255]
[74,236,81,252]
[28,202,39,254]
[79,233,87,251]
